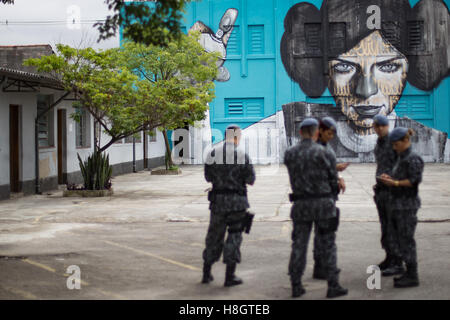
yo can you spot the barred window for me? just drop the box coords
[75,108,90,148]
[149,128,157,142]
[37,95,54,148]
[125,132,142,144]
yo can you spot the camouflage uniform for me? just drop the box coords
[284,139,340,286]
[373,135,399,259]
[313,141,338,272]
[202,142,255,265]
[388,147,424,267]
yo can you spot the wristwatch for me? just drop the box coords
[394,180,399,187]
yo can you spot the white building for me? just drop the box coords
[0,45,166,201]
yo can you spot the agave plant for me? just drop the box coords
[77,151,113,190]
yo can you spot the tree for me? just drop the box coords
[95,0,190,47]
[120,31,219,168]
[24,44,163,153]
[1,0,189,47]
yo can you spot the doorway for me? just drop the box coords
[57,109,67,184]
[9,105,20,193]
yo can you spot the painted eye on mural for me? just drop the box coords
[377,62,401,73]
[333,63,355,74]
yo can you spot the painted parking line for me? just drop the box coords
[246,236,286,242]
[0,285,38,300]
[102,240,201,272]
[23,258,56,273]
[33,211,58,224]
[165,238,203,247]
[21,258,126,299]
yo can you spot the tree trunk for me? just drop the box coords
[162,129,174,169]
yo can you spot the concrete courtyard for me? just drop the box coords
[0,163,449,300]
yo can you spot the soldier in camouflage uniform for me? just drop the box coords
[202,125,256,287]
[372,115,404,276]
[284,118,347,298]
[313,117,348,280]
[378,127,424,288]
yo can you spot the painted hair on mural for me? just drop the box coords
[280,0,450,97]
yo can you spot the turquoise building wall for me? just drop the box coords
[178,0,449,141]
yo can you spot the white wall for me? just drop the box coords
[445,139,450,163]
[1,86,167,194]
[0,91,38,183]
[147,129,166,159]
[64,101,95,173]
[0,92,11,186]
[98,128,165,166]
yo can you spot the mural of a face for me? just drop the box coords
[280,0,449,153]
[329,31,408,135]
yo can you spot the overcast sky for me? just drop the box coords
[0,0,120,50]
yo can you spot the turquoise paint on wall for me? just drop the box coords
[136,0,450,139]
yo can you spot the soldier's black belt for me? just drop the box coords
[210,189,247,196]
[289,192,333,202]
[390,187,418,198]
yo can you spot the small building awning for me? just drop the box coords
[0,45,64,92]
[0,66,64,91]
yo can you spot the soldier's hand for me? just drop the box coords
[379,176,395,186]
[337,162,350,172]
[338,177,346,193]
[380,173,392,179]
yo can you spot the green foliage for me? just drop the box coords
[24,44,161,152]
[77,151,113,190]
[95,0,189,47]
[119,31,219,165]
[120,32,218,129]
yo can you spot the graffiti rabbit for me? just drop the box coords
[190,8,239,82]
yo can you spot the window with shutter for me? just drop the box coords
[304,23,322,56]
[227,25,241,55]
[227,102,244,116]
[395,95,432,119]
[329,22,346,55]
[225,98,264,118]
[407,21,425,52]
[381,21,402,49]
[248,25,265,54]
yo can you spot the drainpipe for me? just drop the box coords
[35,117,41,194]
[132,136,136,173]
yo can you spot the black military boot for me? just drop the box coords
[326,280,348,298]
[201,263,214,284]
[394,263,419,288]
[382,256,405,276]
[378,254,392,271]
[224,264,243,287]
[292,282,306,298]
